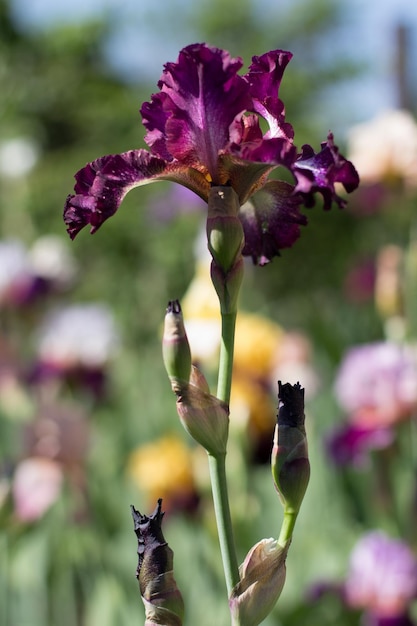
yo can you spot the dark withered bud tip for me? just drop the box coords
[166,300,181,315]
[277,381,305,427]
[131,499,166,579]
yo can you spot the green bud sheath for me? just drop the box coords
[207,186,244,273]
[162,300,192,383]
[271,382,310,515]
[210,256,244,315]
[131,500,184,626]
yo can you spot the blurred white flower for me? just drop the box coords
[36,304,119,369]
[0,137,39,179]
[29,234,77,288]
[0,240,33,303]
[348,109,417,188]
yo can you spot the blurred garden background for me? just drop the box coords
[1,0,417,624]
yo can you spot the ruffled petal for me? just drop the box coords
[239,180,307,265]
[293,134,360,210]
[246,50,294,140]
[141,43,252,179]
[64,149,209,239]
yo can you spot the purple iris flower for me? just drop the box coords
[64,43,359,265]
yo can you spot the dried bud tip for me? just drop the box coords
[166,300,182,315]
[277,381,305,427]
[131,499,166,578]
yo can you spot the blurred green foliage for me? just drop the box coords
[1,0,416,625]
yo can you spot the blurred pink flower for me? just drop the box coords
[12,457,63,522]
[335,342,417,428]
[345,531,417,623]
[309,531,417,626]
[327,342,417,466]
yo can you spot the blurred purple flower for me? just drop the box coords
[64,43,359,265]
[344,531,417,625]
[326,420,394,467]
[148,184,206,223]
[344,257,376,303]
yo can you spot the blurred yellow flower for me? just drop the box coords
[128,435,196,508]
[234,313,282,380]
[231,375,276,436]
[182,257,283,375]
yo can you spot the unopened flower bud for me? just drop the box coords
[171,366,229,457]
[207,186,244,273]
[271,381,310,515]
[131,499,184,626]
[163,300,192,383]
[230,538,289,626]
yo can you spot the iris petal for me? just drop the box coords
[239,181,307,265]
[293,134,360,210]
[141,43,252,180]
[246,50,294,140]
[63,149,209,239]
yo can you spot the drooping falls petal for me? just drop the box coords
[293,133,360,210]
[141,43,253,180]
[63,149,210,239]
[239,180,307,265]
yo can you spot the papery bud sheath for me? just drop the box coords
[230,538,289,626]
[131,499,184,626]
[171,367,229,457]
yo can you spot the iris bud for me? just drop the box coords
[162,300,192,383]
[271,381,310,515]
[131,499,184,626]
[229,538,289,626]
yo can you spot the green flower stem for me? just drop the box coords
[207,309,240,596]
[278,509,298,547]
[217,311,237,406]
[208,453,240,595]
